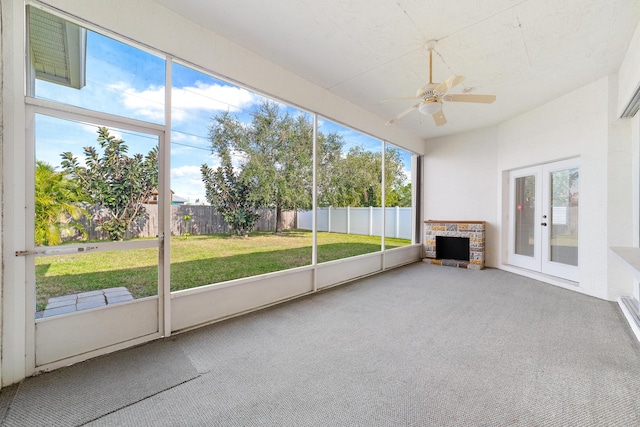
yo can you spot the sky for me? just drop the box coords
[34,27,413,205]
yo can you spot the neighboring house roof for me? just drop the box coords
[28,7,86,89]
[172,195,188,205]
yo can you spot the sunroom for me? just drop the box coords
[2,0,640,394]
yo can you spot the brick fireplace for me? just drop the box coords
[423,220,485,270]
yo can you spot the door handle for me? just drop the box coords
[541,222,547,226]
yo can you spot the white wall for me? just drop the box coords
[606,74,635,299]
[498,77,611,299]
[424,75,636,300]
[424,126,498,266]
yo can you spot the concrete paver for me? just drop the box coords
[40,288,134,318]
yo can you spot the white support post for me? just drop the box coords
[161,58,172,338]
[347,206,351,235]
[2,0,29,385]
[312,116,318,256]
[369,206,373,236]
[395,206,400,238]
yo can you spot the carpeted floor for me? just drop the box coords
[2,262,640,426]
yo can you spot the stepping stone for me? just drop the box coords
[77,294,106,303]
[42,305,77,318]
[41,287,134,317]
[106,294,134,304]
[103,289,131,297]
[77,290,105,298]
[103,287,129,293]
[47,294,78,303]
[77,299,107,310]
[45,298,77,309]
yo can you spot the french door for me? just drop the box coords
[508,159,580,282]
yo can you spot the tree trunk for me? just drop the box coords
[275,205,285,234]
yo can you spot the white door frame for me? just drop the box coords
[508,159,580,282]
[25,103,168,373]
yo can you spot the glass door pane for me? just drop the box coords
[515,175,536,257]
[549,168,579,266]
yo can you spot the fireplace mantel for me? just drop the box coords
[423,220,485,270]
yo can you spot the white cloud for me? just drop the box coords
[171,165,202,179]
[172,82,259,121]
[113,81,260,123]
[170,165,207,204]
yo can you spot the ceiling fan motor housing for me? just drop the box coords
[417,83,440,100]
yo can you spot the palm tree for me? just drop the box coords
[35,161,88,246]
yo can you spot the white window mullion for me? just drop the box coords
[161,58,172,336]
[312,114,318,291]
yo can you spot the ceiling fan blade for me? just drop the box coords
[445,93,496,104]
[385,103,420,125]
[379,96,417,103]
[434,75,465,94]
[432,109,447,126]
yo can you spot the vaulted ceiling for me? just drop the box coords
[153,0,640,140]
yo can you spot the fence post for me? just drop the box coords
[328,206,331,233]
[347,206,351,234]
[369,206,373,236]
[395,206,400,238]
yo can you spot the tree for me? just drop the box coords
[61,127,158,241]
[201,141,261,236]
[321,145,407,208]
[35,161,88,246]
[384,147,409,207]
[395,183,412,207]
[209,101,316,233]
[207,101,410,232]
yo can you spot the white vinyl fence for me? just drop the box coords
[297,207,412,240]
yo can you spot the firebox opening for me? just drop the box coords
[436,236,470,261]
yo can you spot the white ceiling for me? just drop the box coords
[153,0,640,140]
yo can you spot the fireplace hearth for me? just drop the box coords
[423,220,485,270]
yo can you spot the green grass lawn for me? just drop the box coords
[35,230,411,311]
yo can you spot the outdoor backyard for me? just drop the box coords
[35,230,410,312]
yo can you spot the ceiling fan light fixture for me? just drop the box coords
[418,99,442,115]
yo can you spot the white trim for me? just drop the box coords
[25,239,159,257]
[162,58,172,338]
[171,264,316,297]
[26,97,165,134]
[381,141,387,250]
[618,297,640,342]
[506,159,580,281]
[2,0,28,386]
[312,114,318,291]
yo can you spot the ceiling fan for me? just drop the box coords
[383,40,496,126]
